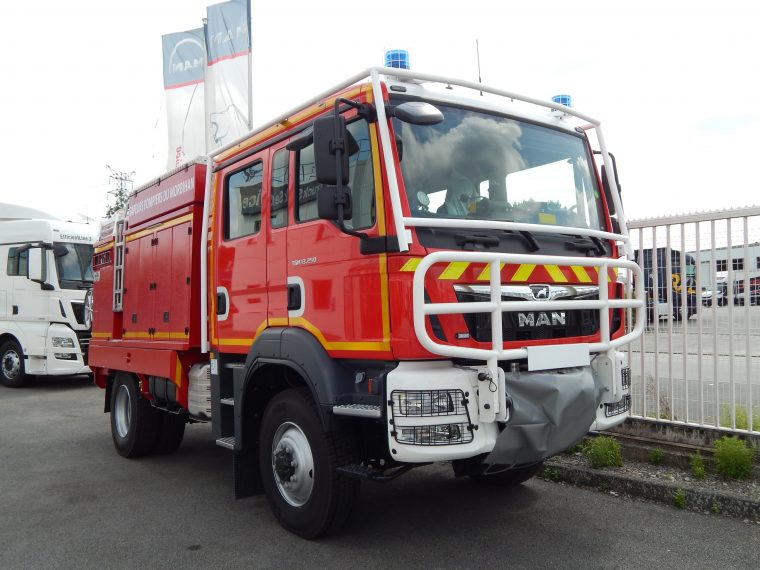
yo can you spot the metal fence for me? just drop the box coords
[626,206,760,435]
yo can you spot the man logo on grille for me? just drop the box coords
[530,285,551,300]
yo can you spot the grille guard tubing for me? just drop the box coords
[412,251,645,370]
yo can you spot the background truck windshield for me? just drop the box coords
[393,103,605,231]
[55,243,94,288]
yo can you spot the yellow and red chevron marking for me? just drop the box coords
[398,258,616,284]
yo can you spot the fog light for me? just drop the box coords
[52,337,75,348]
[396,423,473,446]
[54,353,76,360]
[604,394,631,417]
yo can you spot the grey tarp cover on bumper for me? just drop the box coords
[483,366,604,469]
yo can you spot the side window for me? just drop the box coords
[271,148,289,229]
[225,161,264,240]
[296,141,320,222]
[6,247,28,276]
[345,119,376,230]
[295,117,376,229]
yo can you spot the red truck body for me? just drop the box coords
[89,69,644,538]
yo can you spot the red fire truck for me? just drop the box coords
[89,66,644,538]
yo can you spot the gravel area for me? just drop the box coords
[549,451,760,502]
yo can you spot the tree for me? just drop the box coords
[105,165,135,218]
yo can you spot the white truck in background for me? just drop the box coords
[0,204,99,387]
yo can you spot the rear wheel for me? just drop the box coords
[110,373,160,458]
[259,388,359,539]
[469,461,544,486]
[0,340,27,388]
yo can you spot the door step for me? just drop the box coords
[332,404,382,418]
[216,436,236,450]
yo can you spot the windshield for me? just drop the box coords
[54,242,94,289]
[393,103,605,231]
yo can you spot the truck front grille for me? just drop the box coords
[453,285,620,343]
[76,331,91,364]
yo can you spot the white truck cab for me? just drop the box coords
[0,204,99,387]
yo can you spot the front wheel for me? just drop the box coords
[110,373,159,458]
[1,340,27,388]
[469,461,544,486]
[259,388,359,539]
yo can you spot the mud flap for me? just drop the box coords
[483,367,604,468]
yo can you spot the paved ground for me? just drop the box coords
[1,376,759,569]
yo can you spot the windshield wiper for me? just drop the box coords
[509,230,540,252]
[455,233,500,248]
[565,235,607,256]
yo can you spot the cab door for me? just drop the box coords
[285,114,390,356]
[213,151,269,352]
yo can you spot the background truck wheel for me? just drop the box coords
[153,411,186,455]
[1,339,27,388]
[110,373,159,458]
[258,388,359,539]
[469,461,544,486]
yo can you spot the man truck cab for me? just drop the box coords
[0,204,98,387]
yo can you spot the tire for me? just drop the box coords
[258,388,359,539]
[469,461,544,486]
[110,373,160,458]
[1,339,28,388]
[153,411,186,455]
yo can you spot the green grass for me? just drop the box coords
[689,452,706,480]
[583,436,623,469]
[674,488,686,509]
[719,405,760,430]
[648,448,665,465]
[713,436,755,479]
[541,467,561,482]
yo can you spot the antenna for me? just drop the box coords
[476,39,483,96]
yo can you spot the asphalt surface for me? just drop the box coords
[1,377,759,569]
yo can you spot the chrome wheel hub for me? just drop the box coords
[113,384,132,438]
[2,349,20,380]
[272,422,314,507]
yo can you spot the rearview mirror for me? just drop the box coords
[27,247,53,289]
[313,116,350,185]
[317,186,353,220]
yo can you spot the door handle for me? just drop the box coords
[287,284,302,311]
[216,291,227,315]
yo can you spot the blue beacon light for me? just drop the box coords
[385,50,410,70]
[552,94,572,107]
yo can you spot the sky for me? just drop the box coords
[1,0,758,224]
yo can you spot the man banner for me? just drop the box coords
[162,28,207,169]
[204,0,252,152]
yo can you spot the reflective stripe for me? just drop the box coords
[570,265,593,283]
[399,258,422,272]
[476,262,505,281]
[438,262,470,280]
[511,264,536,282]
[544,264,568,283]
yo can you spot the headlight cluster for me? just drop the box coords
[390,389,473,446]
[52,337,75,348]
[621,366,631,391]
[391,390,467,417]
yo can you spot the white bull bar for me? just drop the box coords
[412,251,645,422]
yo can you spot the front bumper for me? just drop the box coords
[386,354,631,465]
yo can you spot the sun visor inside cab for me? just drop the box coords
[484,367,604,469]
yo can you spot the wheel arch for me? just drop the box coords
[234,327,360,451]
